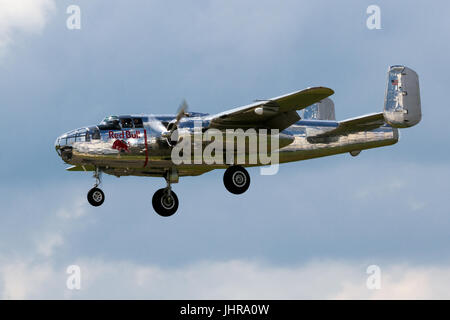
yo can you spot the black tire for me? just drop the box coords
[223,165,250,194]
[152,188,179,217]
[87,187,105,207]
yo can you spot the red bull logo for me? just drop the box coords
[112,139,130,152]
[108,130,141,139]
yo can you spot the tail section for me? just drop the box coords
[383,65,421,128]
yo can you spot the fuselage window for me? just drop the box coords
[133,118,144,128]
[91,128,100,140]
[121,118,133,129]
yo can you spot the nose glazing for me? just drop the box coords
[55,128,81,160]
[55,134,65,156]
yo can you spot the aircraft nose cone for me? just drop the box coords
[55,135,63,155]
[55,133,73,162]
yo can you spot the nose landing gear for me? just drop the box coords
[152,169,179,217]
[87,168,105,207]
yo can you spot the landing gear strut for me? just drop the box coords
[87,168,105,207]
[223,165,250,194]
[152,169,179,217]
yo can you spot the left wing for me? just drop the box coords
[206,87,334,131]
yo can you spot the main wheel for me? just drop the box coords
[152,188,179,217]
[223,165,250,194]
[87,187,105,207]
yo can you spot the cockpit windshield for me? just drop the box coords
[102,115,119,123]
[98,115,144,130]
[98,115,121,130]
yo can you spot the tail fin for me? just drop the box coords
[301,98,336,120]
[383,65,421,128]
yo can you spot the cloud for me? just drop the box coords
[2,161,449,299]
[0,0,55,54]
[56,197,89,220]
[36,233,64,257]
[2,159,450,267]
[0,260,54,299]
[1,257,450,299]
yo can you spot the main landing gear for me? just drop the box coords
[85,166,250,215]
[151,165,250,216]
[87,168,105,207]
[152,169,179,217]
[223,165,250,194]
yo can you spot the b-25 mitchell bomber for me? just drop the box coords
[55,65,421,217]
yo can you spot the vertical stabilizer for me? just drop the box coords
[301,98,336,120]
[383,65,421,128]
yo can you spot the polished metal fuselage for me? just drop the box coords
[55,115,398,177]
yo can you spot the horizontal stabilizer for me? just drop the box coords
[309,112,385,138]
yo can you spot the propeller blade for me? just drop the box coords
[175,99,188,124]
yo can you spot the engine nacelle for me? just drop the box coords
[383,65,421,128]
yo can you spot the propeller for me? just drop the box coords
[147,100,189,146]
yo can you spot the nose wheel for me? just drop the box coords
[152,188,179,217]
[224,165,250,194]
[87,168,105,207]
[87,187,105,207]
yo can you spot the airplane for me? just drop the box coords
[55,65,421,217]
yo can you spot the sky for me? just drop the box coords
[0,0,450,299]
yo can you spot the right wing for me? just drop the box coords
[206,87,334,131]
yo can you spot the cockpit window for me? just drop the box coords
[98,115,121,130]
[133,118,144,128]
[120,118,133,128]
[98,115,144,130]
[102,115,119,123]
